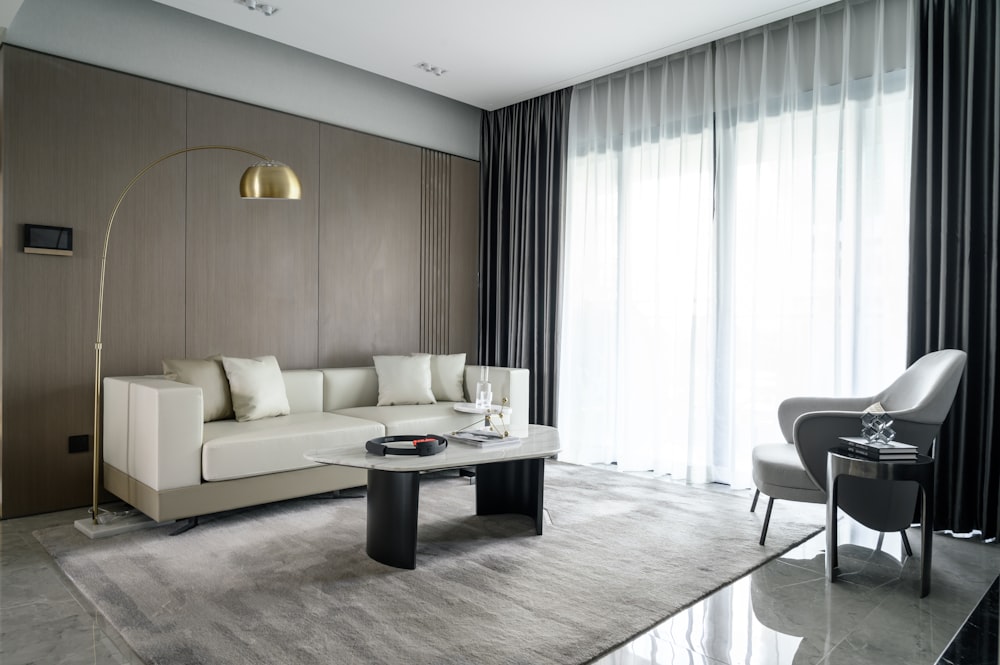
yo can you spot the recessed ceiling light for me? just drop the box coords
[415,62,447,77]
[234,0,279,16]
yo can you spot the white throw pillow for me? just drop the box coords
[221,355,290,422]
[373,354,436,406]
[412,352,467,402]
[162,357,234,422]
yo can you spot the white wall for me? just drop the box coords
[5,0,481,160]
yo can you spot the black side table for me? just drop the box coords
[826,449,935,597]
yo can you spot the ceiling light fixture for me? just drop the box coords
[234,0,279,16]
[415,62,447,77]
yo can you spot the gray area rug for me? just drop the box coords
[36,462,821,665]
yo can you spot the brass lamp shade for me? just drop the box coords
[240,161,302,199]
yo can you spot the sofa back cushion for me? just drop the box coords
[162,357,234,422]
[322,367,379,411]
[282,370,324,414]
[414,353,467,402]
[221,356,291,422]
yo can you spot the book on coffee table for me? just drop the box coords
[446,431,522,448]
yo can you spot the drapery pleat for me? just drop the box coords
[479,90,570,426]
[908,0,1000,540]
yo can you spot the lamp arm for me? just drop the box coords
[91,145,269,524]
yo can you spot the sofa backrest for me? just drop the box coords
[322,367,379,411]
[282,370,324,414]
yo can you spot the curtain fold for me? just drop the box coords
[558,0,915,485]
[479,90,570,426]
[908,0,999,540]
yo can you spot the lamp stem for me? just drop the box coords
[91,145,269,524]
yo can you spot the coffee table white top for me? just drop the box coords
[305,424,560,472]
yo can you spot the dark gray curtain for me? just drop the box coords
[908,0,999,540]
[479,89,570,426]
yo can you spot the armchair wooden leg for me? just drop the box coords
[759,497,774,546]
[901,530,913,557]
[751,489,760,512]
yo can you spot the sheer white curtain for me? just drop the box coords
[559,48,717,479]
[557,0,915,486]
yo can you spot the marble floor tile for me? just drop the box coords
[0,508,138,665]
[589,483,1000,665]
[0,599,130,665]
[938,576,1000,665]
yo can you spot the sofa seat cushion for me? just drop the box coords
[334,403,484,437]
[202,413,384,482]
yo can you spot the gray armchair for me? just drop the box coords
[751,349,967,545]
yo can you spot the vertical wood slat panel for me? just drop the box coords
[420,150,451,354]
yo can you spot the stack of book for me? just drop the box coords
[840,436,918,461]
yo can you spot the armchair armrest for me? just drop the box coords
[792,410,868,491]
[778,395,874,442]
[792,409,943,493]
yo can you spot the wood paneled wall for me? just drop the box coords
[318,125,423,367]
[0,48,480,518]
[185,92,322,368]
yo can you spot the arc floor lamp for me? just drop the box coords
[88,145,301,528]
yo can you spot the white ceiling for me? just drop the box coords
[152,0,838,111]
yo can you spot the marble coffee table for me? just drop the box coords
[305,424,560,570]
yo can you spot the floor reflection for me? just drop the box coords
[592,519,1000,665]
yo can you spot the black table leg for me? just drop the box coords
[475,458,545,534]
[826,469,839,582]
[920,479,934,597]
[366,469,420,569]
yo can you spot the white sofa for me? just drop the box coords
[102,365,529,523]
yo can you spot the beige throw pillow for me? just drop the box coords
[413,352,467,402]
[162,357,234,422]
[373,354,436,406]
[221,355,290,422]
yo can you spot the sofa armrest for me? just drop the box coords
[464,366,530,437]
[103,377,204,491]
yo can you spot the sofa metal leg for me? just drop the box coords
[759,498,774,546]
[901,529,913,557]
[170,516,199,536]
[322,489,365,500]
[751,489,760,512]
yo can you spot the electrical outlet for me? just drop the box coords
[68,434,89,454]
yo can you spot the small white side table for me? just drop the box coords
[453,402,512,416]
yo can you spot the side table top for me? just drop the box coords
[828,448,934,483]
[305,423,560,472]
[830,448,933,465]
